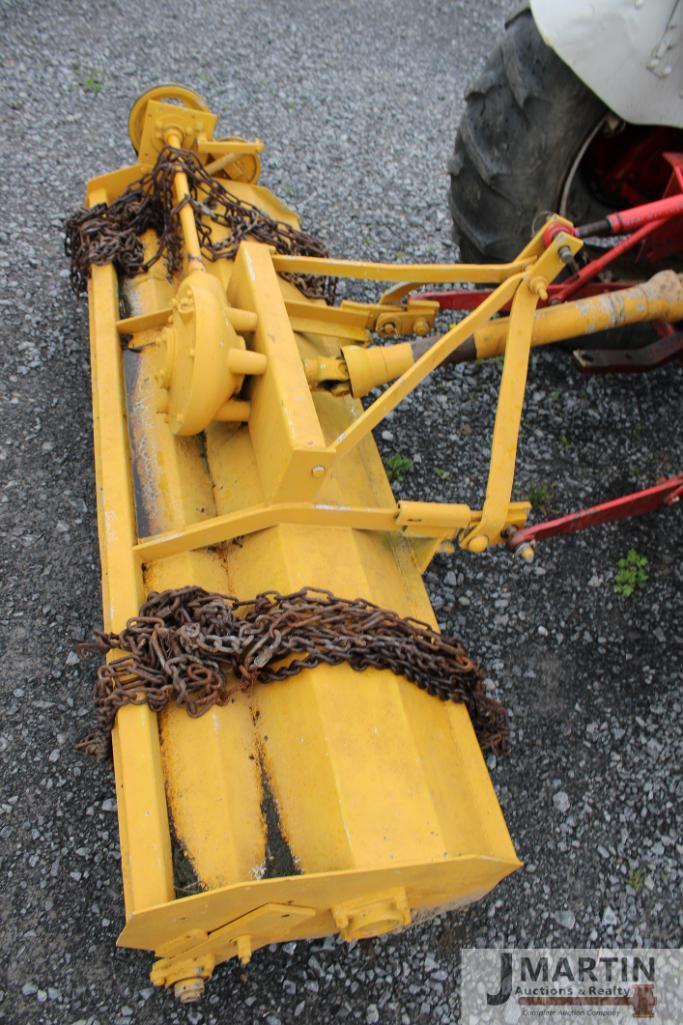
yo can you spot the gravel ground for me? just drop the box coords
[1,1,681,1023]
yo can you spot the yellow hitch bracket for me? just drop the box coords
[339,298,440,338]
[128,84,209,152]
[396,500,530,540]
[396,501,474,537]
[136,99,218,168]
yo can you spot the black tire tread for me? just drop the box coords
[449,9,606,262]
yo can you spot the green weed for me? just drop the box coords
[76,67,104,94]
[528,482,555,515]
[627,868,646,891]
[385,454,413,483]
[614,549,648,597]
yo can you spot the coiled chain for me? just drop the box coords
[77,586,508,759]
[65,145,333,299]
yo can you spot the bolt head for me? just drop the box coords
[178,296,195,321]
[529,276,549,301]
[311,464,326,478]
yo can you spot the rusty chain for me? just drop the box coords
[77,586,508,760]
[65,145,333,300]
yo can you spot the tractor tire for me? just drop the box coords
[448,8,607,263]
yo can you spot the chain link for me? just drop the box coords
[77,586,508,759]
[65,145,334,300]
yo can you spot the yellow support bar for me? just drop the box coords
[462,281,539,552]
[272,253,532,284]
[377,222,564,304]
[134,504,394,562]
[86,192,174,918]
[132,501,477,563]
[461,233,582,551]
[132,497,532,565]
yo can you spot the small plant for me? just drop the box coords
[614,548,648,597]
[76,67,104,94]
[559,433,572,451]
[385,454,412,483]
[528,482,555,515]
[627,868,646,891]
[435,467,450,481]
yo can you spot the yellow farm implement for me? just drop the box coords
[69,86,683,1000]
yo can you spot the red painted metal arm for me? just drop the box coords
[413,281,629,311]
[587,192,683,235]
[507,474,683,548]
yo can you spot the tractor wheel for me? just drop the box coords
[448,9,608,262]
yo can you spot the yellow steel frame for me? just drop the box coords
[80,92,602,999]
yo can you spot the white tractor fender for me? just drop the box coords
[530,0,683,129]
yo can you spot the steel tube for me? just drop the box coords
[470,271,683,359]
[166,129,205,274]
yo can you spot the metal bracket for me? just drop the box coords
[151,902,315,994]
[137,100,218,167]
[573,331,683,372]
[332,888,410,940]
[339,298,439,338]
